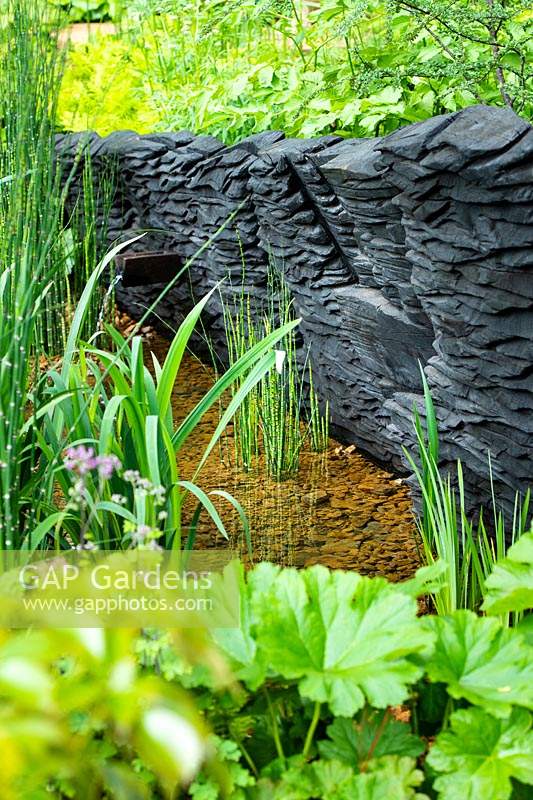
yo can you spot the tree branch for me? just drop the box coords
[484,0,514,107]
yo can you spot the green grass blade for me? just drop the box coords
[419,360,439,462]
[177,480,228,540]
[98,394,126,457]
[94,501,137,525]
[131,336,146,408]
[184,503,203,552]
[61,235,145,381]
[210,489,252,560]
[145,415,161,486]
[156,285,219,422]
[24,512,67,553]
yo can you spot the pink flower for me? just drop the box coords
[64,446,98,475]
[96,454,121,479]
[64,447,121,479]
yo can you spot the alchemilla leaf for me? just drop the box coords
[352,756,429,800]
[427,707,533,800]
[318,712,424,768]
[482,532,533,616]
[253,756,427,800]
[424,610,533,717]
[212,563,267,689]
[398,561,448,599]
[253,565,432,716]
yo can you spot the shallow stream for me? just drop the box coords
[144,326,420,582]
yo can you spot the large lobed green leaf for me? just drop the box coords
[348,756,428,800]
[216,563,433,717]
[482,532,533,617]
[427,707,533,800]
[397,561,449,599]
[423,610,533,717]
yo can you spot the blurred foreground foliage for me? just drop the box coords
[1,546,532,799]
[0,626,228,798]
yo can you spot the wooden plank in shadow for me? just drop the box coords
[116,251,181,286]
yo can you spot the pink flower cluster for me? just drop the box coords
[64,446,121,479]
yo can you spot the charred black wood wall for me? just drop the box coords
[56,105,533,514]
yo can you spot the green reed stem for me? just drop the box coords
[222,265,316,481]
[0,0,68,545]
[308,362,329,453]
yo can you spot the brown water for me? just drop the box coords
[144,326,420,582]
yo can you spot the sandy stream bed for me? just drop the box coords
[140,323,421,582]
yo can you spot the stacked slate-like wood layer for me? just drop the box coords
[56,105,533,513]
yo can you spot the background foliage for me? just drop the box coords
[48,0,126,23]
[58,0,533,142]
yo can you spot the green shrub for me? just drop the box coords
[1,527,531,798]
[37,266,299,550]
[58,36,161,134]
[142,549,533,800]
[58,1,533,141]
[48,0,128,23]
[406,368,532,618]
[0,0,70,544]
[0,626,220,797]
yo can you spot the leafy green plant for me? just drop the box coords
[214,562,431,717]
[482,531,533,621]
[66,148,117,341]
[0,0,69,544]
[48,0,127,23]
[140,552,532,800]
[0,0,119,546]
[259,289,305,481]
[0,625,222,798]
[39,276,299,550]
[57,0,532,141]
[1,0,298,551]
[222,270,329,480]
[427,707,533,800]
[308,363,329,454]
[405,368,531,616]
[1,547,532,798]
[222,282,260,472]
[423,610,533,717]
[58,35,161,133]
[318,712,424,766]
